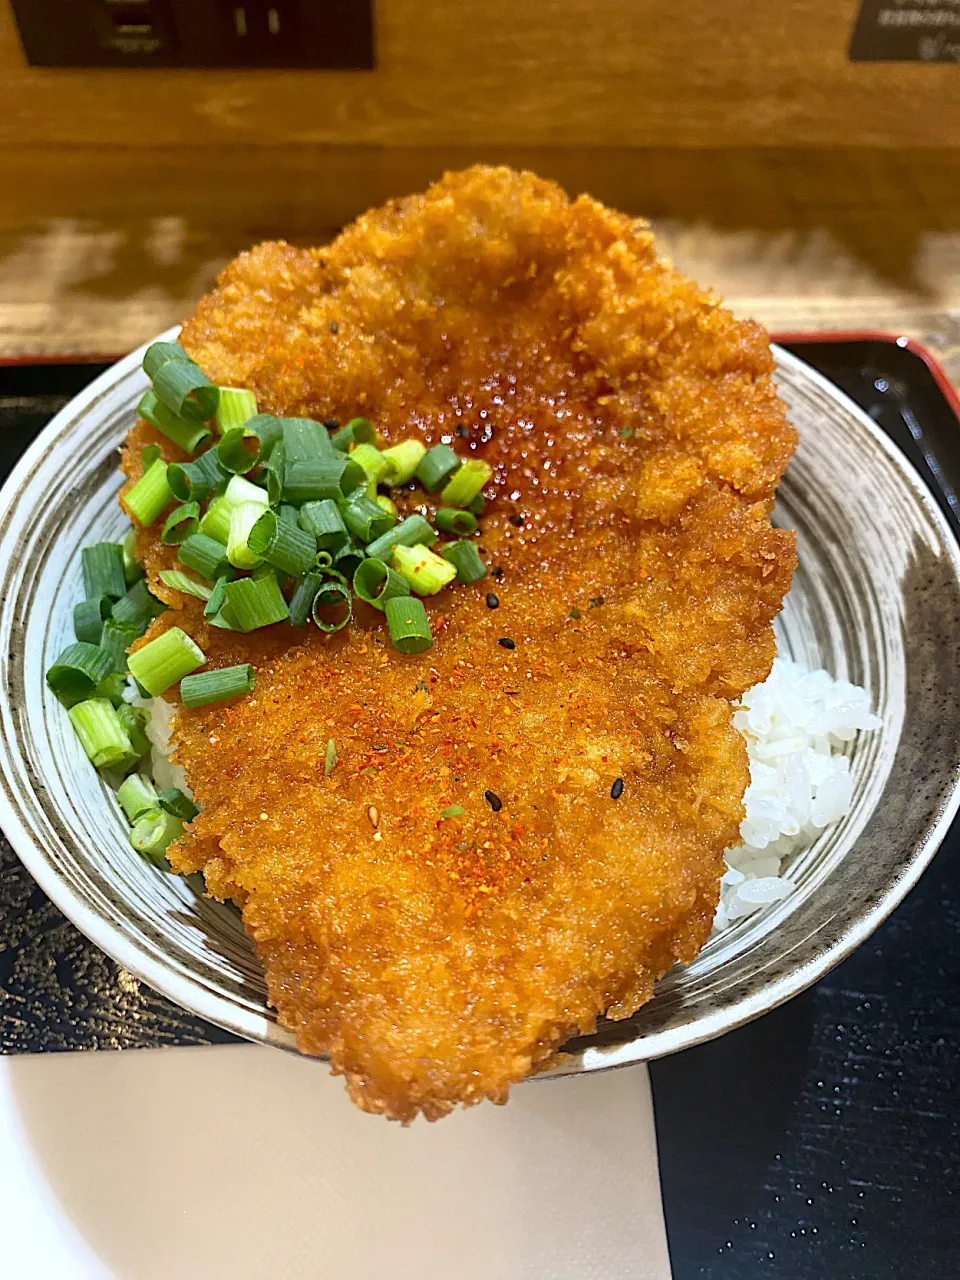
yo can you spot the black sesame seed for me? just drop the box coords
[491,566,505,581]
[509,514,524,527]
[498,637,516,649]
[610,777,624,800]
[323,418,340,430]
[486,592,500,609]
[329,321,339,334]
[484,790,503,812]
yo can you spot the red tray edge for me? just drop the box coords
[772,329,960,424]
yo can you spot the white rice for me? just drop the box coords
[124,679,190,795]
[713,656,881,933]
[127,659,880,934]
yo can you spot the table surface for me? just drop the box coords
[1,344,958,1279]
[2,155,960,1276]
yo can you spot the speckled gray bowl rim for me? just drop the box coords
[0,330,957,1074]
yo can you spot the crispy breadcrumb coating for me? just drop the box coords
[121,166,796,1122]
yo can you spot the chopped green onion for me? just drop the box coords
[375,494,399,520]
[333,540,366,579]
[223,573,289,631]
[243,414,285,456]
[248,509,317,577]
[127,456,174,529]
[178,533,230,581]
[129,808,183,863]
[95,671,128,706]
[262,438,286,505]
[282,455,364,504]
[385,596,433,654]
[204,608,237,631]
[278,503,298,526]
[298,499,348,551]
[288,570,323,626]
[469,493,487,516]
[46,642,115,706]
[99,619,139,672]
[324,737,337,775]
[342,491,396,543]
[439,458,494,508]
[111,579,166,637]
[124,455,176,526]
[82,543,127,601]
[350,442,389,489]
[158,569,213,601]
[68,698,135,770]
[392,543,458,595]
[141,444,161,470]
[167,449,228,503]
[122,529,142,583]
[216,426,263,475]
[181,663,255,709]
[441,539,487,584]
[137,389,211,455]
[416,444,461,492]
[227,501,268,570]
[440,804,465,819]
[152,356,219,425]
[224,474,271,510]
[161,501,200,545]
[157,787,200,820]
[117,772,160,823]
[353,557,411,611]
[203,573,232,619]
[381,439,427,486]
[116,704,151,759]
[281,417,337,463]
[314,550,333,569]
[365,514,438,560]
[331,417,376,452]
[196,496,227,544]
[143,341,190,381]
[434,507,478,535]
[310,580,352,633]
[127,626,206,696]
[73,596,111,645]
[214,387,259,434]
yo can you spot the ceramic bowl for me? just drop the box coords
[1,330,958,1070]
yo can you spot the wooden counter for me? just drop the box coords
[2,146,958,384]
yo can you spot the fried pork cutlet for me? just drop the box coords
[121,166,797,1122]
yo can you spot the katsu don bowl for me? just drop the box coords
[1,170,959,1119]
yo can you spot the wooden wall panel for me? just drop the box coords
[2,0,959,149]
[2,146,959,363]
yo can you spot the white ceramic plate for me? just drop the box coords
[1,330,959,1068]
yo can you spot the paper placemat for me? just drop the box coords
[0,1045,670,1280]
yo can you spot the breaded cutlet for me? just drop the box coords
[121,166,797,1121]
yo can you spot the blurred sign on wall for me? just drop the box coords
[850,0,960,61]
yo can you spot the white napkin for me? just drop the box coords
[0,1046,671,1280]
